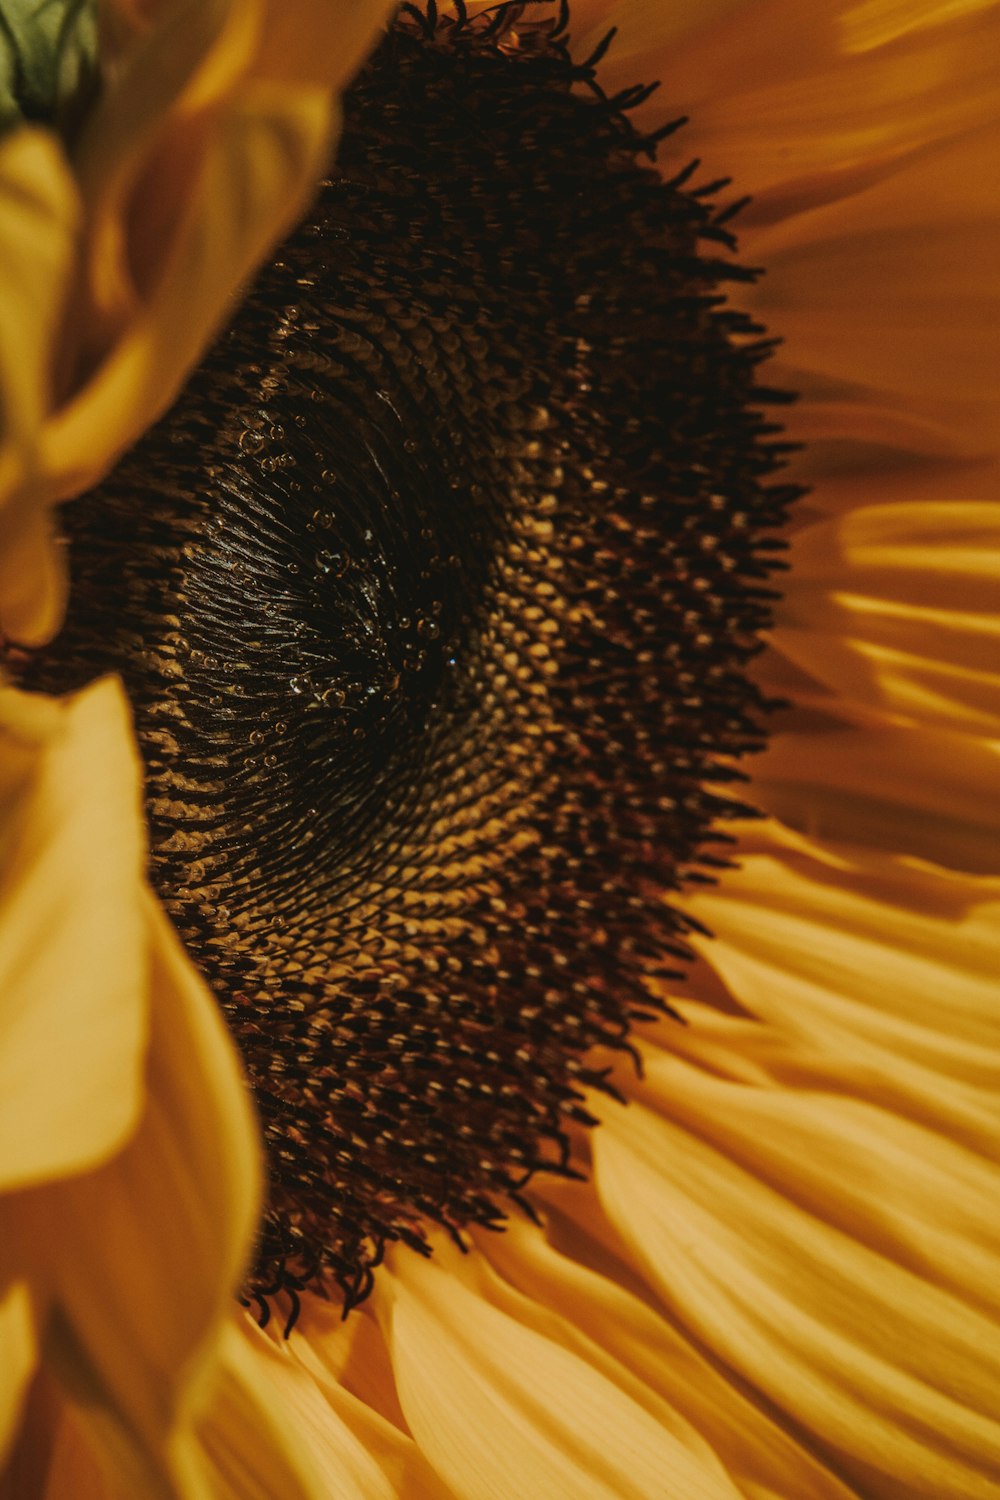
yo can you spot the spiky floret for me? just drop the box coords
[19,2,800,1318]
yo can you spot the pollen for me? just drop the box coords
[19,2,800,1314]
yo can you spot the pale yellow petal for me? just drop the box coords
[11,894,261,1498]
[0,679,146,1190]
[377,1248,743,1500]
[0,130,78,643]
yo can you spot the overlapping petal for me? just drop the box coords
[569,0,1000,210]
[748,123,1000,459]
[199,1318,452,1500]
[3,1,999,1496]
[4,892,262,1498]
[375,1245,743,1500]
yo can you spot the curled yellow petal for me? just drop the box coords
[0,678,146,1191]
[10,892,261,1498]
[0,0,394,647]
[47,0,395,504]
[0,129,79,643]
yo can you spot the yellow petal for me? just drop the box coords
[0,130,78,444]
[194,1321,329,1500]
[377,1247,742,1500]
[0,130,78,643]
[0,1281,36,1475]
[679,823,1000,1152]
[629,1037,1000,1321]
[0,679,146,1190]
[594,1093,1000,1499]
[47,80,339,498]
[43,0,394,502]
[287,1300,455,1496]
[11,893,261,1497]
[199,1317,450,1500]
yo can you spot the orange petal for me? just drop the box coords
[569,0,1000,211]
[754,710,1000,874]
[771,501,1000,736]
[747,123,1000,450]
[679,822,1000,1152]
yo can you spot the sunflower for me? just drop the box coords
[2,1,999,1497]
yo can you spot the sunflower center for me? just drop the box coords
[19,3,798,1314]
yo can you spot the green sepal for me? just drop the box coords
[0,0,99,140]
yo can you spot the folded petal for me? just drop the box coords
[11,894,261,1497]
[46,33,340,497]
[0,130,79,642]
[2,0,393,647]
[0,678,146,1190]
